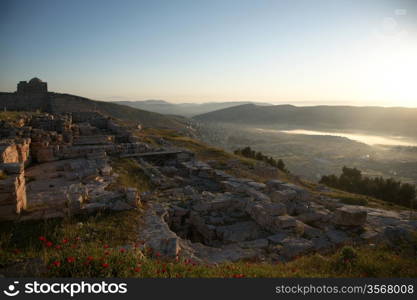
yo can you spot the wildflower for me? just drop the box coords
[102,263,109,268]
[62,238,69,244]
[67,257,76,263]
[39,236,47,242]
[52,261,61,267]
[134,267,141,272]
[104,251,110,256]
[232,273,245,278]
[103,244,109,249]
[45,241,53,247]
[87,256,94,261]
[55,245,62,250]
[120,248,126,253]
[13,249,21,254]
[155,252,161,258]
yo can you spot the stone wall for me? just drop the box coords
[0,163,27,221]
[0,93,50,112]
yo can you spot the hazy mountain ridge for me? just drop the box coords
[194,104,417,138]
[112,100,271,117]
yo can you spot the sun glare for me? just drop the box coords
[361,39,417,107]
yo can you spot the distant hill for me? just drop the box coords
[193,104,417,138]
[112,100,270,117]
[0,92,188,130]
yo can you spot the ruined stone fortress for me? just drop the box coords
[0,78,190,221]
[17,77,48,96]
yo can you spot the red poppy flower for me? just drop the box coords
[67,257,76,263]
[102,263,109,268]
[45,241,53,247]
[120,248,126,253]
[62,238,69,244]
[52,261,61,267]
[155,252,161,257]
[55,245,62,250]
[39,236,47,242]
[87,256,94,261]
[134,267,141,272]
[103,244,109,249]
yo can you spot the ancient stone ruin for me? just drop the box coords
[0,110,192,221]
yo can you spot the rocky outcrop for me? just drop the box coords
[332,206,367,226]
[0,163,27,221]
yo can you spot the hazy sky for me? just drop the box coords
[1,0,417,106]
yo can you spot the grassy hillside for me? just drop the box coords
[49,93,189,130]
[1,209,416,278]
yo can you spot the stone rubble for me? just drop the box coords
[136,150,417,263]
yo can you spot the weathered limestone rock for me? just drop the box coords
[216,221,262,243]
[280,237,314,259]
[245,188,271,202]
[0,164,27,221]
[297,208,330,225]
[332,206,367,226]
[125,187,141,207]
[280,183,311,201]
[220,180,241,193]
[267,202,287,216]
[326,229,349,245]
[267,232,288,244]
[383,226,415,246]
[270,189,297,202]
[265,179,285,191]
[159,237,180,258]
[111,200,133,211]
[65,183,87,216]
[239,238,269,249]
[274,215,297,229]
[311,236,333,251]
[247,181,266,190]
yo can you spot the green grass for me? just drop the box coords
[0,111,24,121]
[108,158,153,193]
[320,189,415,211]
[1,210,416,278]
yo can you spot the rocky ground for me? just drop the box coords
[1,111,416,266]
[136,157,417,264]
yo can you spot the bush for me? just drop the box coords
[234,146,288,172]
[339,246,358,262]
[320,166,416,208]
